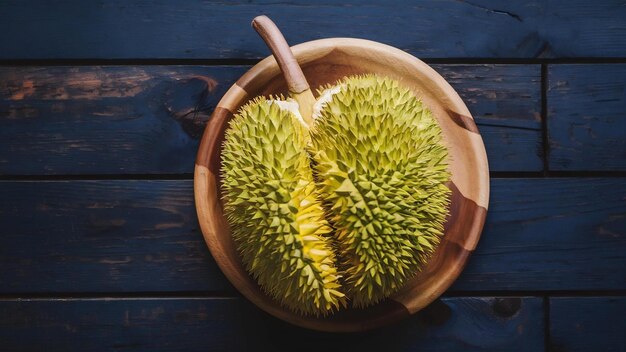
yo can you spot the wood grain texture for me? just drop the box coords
[0,297,543,352]
[0,0,624,59]
[549,297,626,352]
[548,64,626,171]
[0,64,540,175]
[1,178,623,293]
[0,66,245,174]
[454,177,626,291]
[0,180,230,293]
[433,64,542,172]
[0,66,247,175]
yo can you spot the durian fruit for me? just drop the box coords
[309,75,451,307]
[222,16,451,315]
[221,97,346,316]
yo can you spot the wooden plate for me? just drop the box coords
[194,38,489,332]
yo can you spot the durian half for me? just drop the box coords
[221,97,346,316]
[310,75,451,307]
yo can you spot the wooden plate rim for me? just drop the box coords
[194,38,489,332]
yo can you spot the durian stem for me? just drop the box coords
[252,15,315,127]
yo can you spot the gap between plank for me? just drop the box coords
[544,296,551,352]
[541,63,549,176]
[2,171,626,181]
[444,290,626,298]
[2,57,626,66]
[1,290,625,301]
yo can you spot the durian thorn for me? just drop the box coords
[251,15,315,127]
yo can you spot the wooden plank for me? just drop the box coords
[0,180,231,293]
[0,297,544,352]
[548,64,626,171]
[453,177,626,291]
[0,66,247,175]
[550,297,626,352]
[1,178,623,293]
[0,64,541,175]
[0,1,624,59]
[433,64,542,172]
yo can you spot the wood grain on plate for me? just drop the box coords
[0,0,625,59]
[1,178,623,294]
[548,64,626,171]
[0,64,540,175]
[0,297,543,352]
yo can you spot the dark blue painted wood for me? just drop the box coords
[454,177,626,291]
[0,1,624,59]
[0,66,247,175]
[0,297,544,352]
[0,2,623,349]
[0,180,231,293]
[550,297,626,352]
[0,64,541,175]
[548,64,626,171]
[434,64,542,172]
[1,178,623,293]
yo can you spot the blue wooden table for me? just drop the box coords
[1,1,625,351]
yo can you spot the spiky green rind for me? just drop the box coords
[310,75,451,307]
[221,98,346,316]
